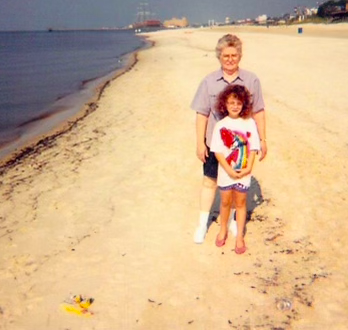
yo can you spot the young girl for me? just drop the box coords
[210,84,260,254]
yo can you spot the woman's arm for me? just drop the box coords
[196,113,209,162]
[252,110,267,161]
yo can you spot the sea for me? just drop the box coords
[0,29,147,163]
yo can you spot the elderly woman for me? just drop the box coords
[191,34,267,244]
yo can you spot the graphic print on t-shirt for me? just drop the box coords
[219,127,251,170]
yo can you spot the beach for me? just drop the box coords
[1,23,348,329]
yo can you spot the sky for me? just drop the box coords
[0,0,322,31]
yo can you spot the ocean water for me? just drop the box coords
[0,30,146,161]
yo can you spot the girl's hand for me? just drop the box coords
[228,169,243,179]
[237,168,252,178]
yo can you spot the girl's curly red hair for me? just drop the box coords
[215,84,252,119]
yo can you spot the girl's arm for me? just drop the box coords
[239,150,257,177]
[215,152,242,180]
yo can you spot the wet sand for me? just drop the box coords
[0,24,348,329]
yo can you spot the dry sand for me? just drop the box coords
[1,23,348,329]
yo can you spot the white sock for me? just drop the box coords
[228,209,237,237]
[194,211,210,243]
[198,211,210,227]
[228,209,236,221]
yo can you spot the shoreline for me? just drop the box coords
[0,37,153,172]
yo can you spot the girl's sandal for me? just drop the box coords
[215,233,228,247]
[235,244,247,254]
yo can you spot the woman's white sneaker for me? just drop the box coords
[194,225,207,244]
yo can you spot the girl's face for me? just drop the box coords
[226,94,243,119]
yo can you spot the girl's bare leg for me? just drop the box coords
[232,190,247,249]
[217,189,233,241]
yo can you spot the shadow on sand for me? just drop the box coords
[208,176,264,229]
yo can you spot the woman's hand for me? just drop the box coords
[258,140,268,161]
[196,142,208,163]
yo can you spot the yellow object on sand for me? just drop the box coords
[61,303,94,316]
[78,298,94,309]
[61,294,95,316]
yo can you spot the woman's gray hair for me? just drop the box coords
[215,34,242,58]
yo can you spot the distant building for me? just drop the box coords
[236,18,253,25]
[310,7,318,15]
[225,17,230,24]
[133,2,162,31]
[256,14,267,24]
[163,17,189,28]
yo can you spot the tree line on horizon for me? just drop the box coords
[317,0,347,17]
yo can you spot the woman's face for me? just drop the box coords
[219,46,241,75]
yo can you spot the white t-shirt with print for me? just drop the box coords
[210,116,260,188]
